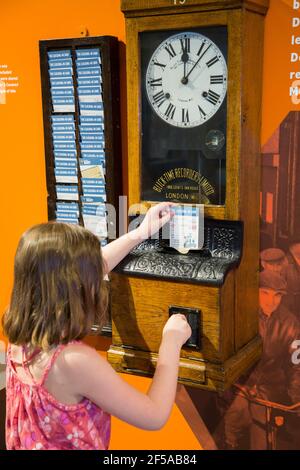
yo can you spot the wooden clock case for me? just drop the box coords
[108,0,269,391]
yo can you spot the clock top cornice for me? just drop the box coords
[121,0,269,17]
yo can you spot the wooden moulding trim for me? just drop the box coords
[128,201,226,219]
[121,0,269,18]
[108,334,261,391]
[107,346,206,384]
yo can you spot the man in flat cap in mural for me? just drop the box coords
[260,248,287,275]
[223,271,300,449]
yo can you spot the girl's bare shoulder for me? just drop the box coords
[45,342,107,395]
[54,342,106,376]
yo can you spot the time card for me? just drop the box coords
[169,204,204,253]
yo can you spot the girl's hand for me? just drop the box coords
[162,314,192,349]
[135,202,176,241]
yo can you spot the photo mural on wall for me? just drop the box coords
[187,112,300,450]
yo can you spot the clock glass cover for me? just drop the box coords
[140,26,228,205]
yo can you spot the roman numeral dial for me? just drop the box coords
[145,31,227,128]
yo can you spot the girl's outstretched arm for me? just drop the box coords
[101,202,175,274]
[62,314,191,430]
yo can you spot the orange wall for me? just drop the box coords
[0,0,127,329]
[0,0,200,450]
[0,0,295,451]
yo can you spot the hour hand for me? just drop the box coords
[181,50,189,84]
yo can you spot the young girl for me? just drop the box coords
[2,202,191,450]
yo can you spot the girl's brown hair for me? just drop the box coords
[2,222,108,349]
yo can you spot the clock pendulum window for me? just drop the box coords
[108,0,269,392]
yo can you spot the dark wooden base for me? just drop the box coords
[108,335,262,392]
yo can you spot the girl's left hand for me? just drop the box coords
[135,202,176,241]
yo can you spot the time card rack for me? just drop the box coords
[39,36,122,336]
[39,36,122,248]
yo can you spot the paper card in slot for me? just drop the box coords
[55,168,78,184]
[77,67,101,77]
[50,78,73,88]
[54,142,76,150]
[51,115,75,123]
[56,201,79,210]
[80,142,104,151]
[56,218,79,225]
[169,205,204,253]
[55,168,78,175]
[80,126,104,134]
[48,50,71,60]
[51,88,74,97]
[78,88,102,103]
[55,174,78,184]
[82,186,106,195]
[49,58,73,69]
[82,203,106,213]
[80,164,105,179]
[82,177,105,186]
[52,96,75,104]
[78,95,102,104]
[56,185,79,201]
[80,115,104,125]
[55,158,77,168]
[79,102,103,116]
[52,132,76,141]
[82,205,106,216]
[80,133,104,142]
[77,77,101,87]
[78,86,101,95]
[54,150,77,158]
[79,125,104,133]
[52,123,75,132]
[52,97,75,113]
[80,160,105,172]
[83,215,107,238]
[76,59,101,68]
[80,109,104,118]
[53,105,75,113]
[76,48,100,59]
[56,213,79,220]
[55,218,80,224]
[56,202,79,216]
[81,195,106,203]
[80,154,105,162]
[81,150,105,159]
[82,200,106,210]
[49,68,73,78]
[55,210,79,220]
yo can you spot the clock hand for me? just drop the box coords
[181,49,189,83]
[188,64,206,85]
[183,43,212,82]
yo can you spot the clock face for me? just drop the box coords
[145,31,227,128]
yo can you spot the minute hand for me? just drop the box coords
[184,43,212,80]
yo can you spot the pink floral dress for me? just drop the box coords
[6,342,111,450]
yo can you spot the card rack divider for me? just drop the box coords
[70,44,84,227]
[101,37,122,242]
